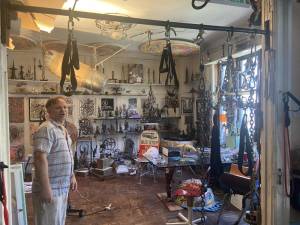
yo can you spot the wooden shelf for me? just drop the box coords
[8,79,59,84]
[105,82,174,87]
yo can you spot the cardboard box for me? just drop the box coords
[97,158,111,169]
[93,167,114,176]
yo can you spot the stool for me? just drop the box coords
[217,164,252,225]
[166,184,206,225]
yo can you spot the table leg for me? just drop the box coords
[165,167,175,199]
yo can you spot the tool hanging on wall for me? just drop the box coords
[159,22,179,88]
[61,0,79,95]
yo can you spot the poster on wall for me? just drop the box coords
[9,97,24,123]
[9,124,25,163]
[101,98,114,111]
[181,97,193,114]
[29,97,49,122]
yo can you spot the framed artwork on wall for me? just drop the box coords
[29,97,49,122]
[9,97,24,123]
[9,124,25,163]
[181,97,193,114]
[79,97,96,118]
[101,98,114,111]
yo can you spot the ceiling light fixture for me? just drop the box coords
[95,14,135,40]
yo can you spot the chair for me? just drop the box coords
[217,164,253,225]
[135,130,159,184]
[166,181,206,225]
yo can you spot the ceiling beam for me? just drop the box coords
[8,3,266,35]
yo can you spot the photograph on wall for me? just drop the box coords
[9,124,25,163]
[101,98,114,111]
[79,97,96,118]
[181,97,193,114]
[128,98,139,118]
[29,97,49,122]
[126,64,143,84]
[9,97,24,123]
[128,98,137,110]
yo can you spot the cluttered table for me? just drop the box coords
[144,154,202,199]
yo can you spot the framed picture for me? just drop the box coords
[181,97,193,114]
[101,98,114,111]
[29,97,49,122]
[126,64,143,84]
[9,124,25,163]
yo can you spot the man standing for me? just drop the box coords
[32,96,77,225]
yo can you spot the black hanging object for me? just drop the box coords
[210,112,223,182]
[61,8,79,94]
[159,42,179,87]
[238,114,254,176]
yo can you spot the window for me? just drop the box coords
[218,51,261,148]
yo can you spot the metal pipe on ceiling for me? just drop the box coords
[8,3,268,36]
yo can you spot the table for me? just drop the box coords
[144,155,201,199]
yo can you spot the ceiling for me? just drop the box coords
[12,0,253,55]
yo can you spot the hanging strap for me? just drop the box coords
[238,114,254,176]
[0,162,9,225]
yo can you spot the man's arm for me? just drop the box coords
[34,151,52,203]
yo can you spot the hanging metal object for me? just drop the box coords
[60,0,79,95]
[192,0,211,10]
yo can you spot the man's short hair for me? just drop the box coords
[45,96,66,111]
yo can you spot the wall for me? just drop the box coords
[8,49,207,158]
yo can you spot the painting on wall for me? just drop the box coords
[65,97,73,118]
[29,123,40,146]
[9,124,25,163]
[9,97,24,123]
[101,98,114,111]
[29,97,49,122]
[126,64,143,84]
[181,97,193,114]
[79,97,96,118]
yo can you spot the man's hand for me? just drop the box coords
[40,187,52,203]
[70,174,77,191]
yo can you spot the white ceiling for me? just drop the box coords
[15,0,253,53]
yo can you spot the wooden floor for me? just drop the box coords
[26,174,248,225]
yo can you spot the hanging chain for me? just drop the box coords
[247,34,257,145]
[197,58,211,149]
[199,190,206,224]
[220,31,237,133]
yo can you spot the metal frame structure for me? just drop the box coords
[1,2,270,48]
